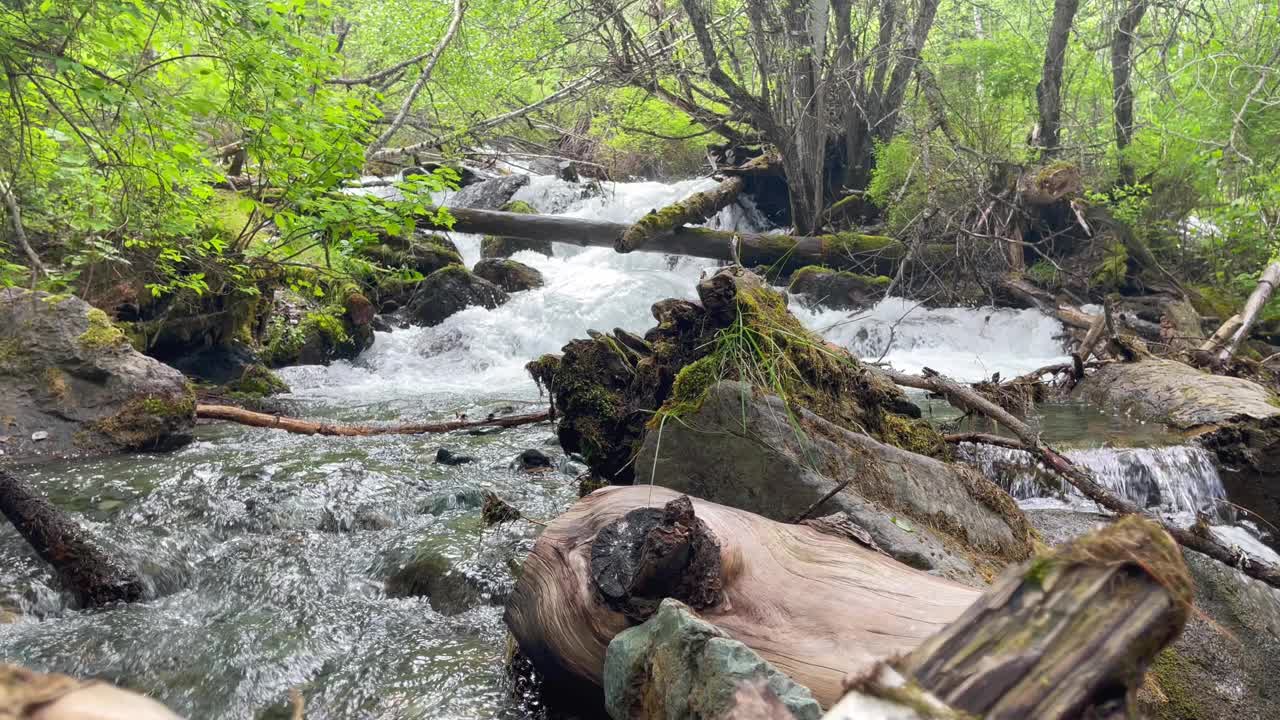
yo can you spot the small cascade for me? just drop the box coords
[957,442,1229,520]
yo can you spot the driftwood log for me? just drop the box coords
[1218,262,1280,363]
[0,470,144,608]
[504,486,980,707]
[887,367,1280,590]
[195,404,549,436]
[614,176,744,253]
[824,515,1190,720]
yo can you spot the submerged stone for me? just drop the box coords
[436,447,476,466]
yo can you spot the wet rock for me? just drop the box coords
[371,315,394,333]
[638,381,1032,583]
[422,489,486,515]
[1028,509,1280,720]
[787,266,890,311]
[472,258,545,293]
[514,448,553,471]
[405,266,509,327]
[0,288,195,461]
[481,200,554,259]
[167,340,260,385]
[436,447,476,466]
[385,543,513,615]
[604,598,822,720]
[450,174,529,210]
[223,364,289,399]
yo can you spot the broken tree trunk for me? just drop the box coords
[1218,262,1280,364]
[614,176,745,253]
[824,515,1190,720]
[885,367,1280,590]
[0,470,144,608]
[1200,313,1242,353]
[441,206,912,275]
[505,485,980,707]
[196,404,549,436]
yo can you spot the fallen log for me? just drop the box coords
[504,485,980,707]
[886,366,1280,590]
[196,404,549,436]
[614,176,744,253]
[0,470,144,608]
[824,515,1190,720]
[443,205,911,275]
[1200,313,1242,353]
[1219,262,1280,363]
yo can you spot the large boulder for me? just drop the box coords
[404,266,509,327]
[473,258,544,293]
[449,174,529,210]
[1029,509,1280,720]
[787,267,889,312]
[604,599,822,720]
[639,381,1032,583]
[481,200,554,259]
[0,288,195,462]
[1071,359,1280,531]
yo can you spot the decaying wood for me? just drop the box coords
[505,485,979,707]
[996,276,1096,330]
[885,367,1280,590]
[614,176,745,253]
[1074,312,1108,374]
[196,404,549,436]
[1201,313,1242,353]
[441,205,912,275]
[1218,262,1280,363]
[0,470,144,608]
[825,515,1190,720]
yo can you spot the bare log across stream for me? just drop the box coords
[614,176,744,253]
[443,205,912,275]
[886,367,1280,589]
[824,515,1190,719]
[196,404,549,436]
[0,470,144,608]
[505,485,980,707]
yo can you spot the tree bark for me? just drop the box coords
[196,404,549,436]
[824,515,1190,720]
[0,470,144,608]
[1111,0,1148,185]
[1218,262,1280,363]
[1200,313,1242,353]
[614,176,744,253]
[885,367,1280,590]
[1035,0,1081,156]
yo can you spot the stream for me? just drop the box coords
[0,174,1274,718]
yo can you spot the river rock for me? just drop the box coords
[1028,508,1280,720]
[787,267,889,311]
[604,598,822,720]
[473,258,544,293]
[514,448,553,471]
[1071,359,1280,531]
[385,542,513,615]
[0,288,196,462]
[637,381,1032,583]
[481,200,554,259]
[404,266,509,327]
[436,447,476,466]
[450,174,530,210]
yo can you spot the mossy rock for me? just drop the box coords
[224,364,290,398]
[472,258,544,293]
[404,265,509,327]
[787,266,890,311]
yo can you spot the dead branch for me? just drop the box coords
[196,404,549,436]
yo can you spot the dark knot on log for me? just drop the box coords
[589,494,723,622]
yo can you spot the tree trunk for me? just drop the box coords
[505,485,980,707]
[0,470,144,608]
[1200,313,1242,353]
[1035,0,1081,156]
[614,176,744,253]
[196,404,549,436]
[824,515,1190,720]
[1111,0,1148,185]
[1218,262,1280,363]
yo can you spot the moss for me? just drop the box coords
[878,412,946,457]
[305,309,350,346]
[43,368,70,402]
[0,338,22,371]
[1146,649,1209,719]
[654,355,721,422]
[1090,239,1129,288]
[500,200,538,215]
[91,387,196,450]
[819,233,905,264]
[225,364,290,398]
[207,188,255,241]
[78,308,127,350]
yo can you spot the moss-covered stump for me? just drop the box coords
[639,381,1031,583]
[404,265,509,327]
[1072,359,1280,533]
[0,288,195,462]
[259,290,374,368]
[787,266,890,311]
[1030,509,1280,720]
[481,200,554,258]
[473,258,545,293]
[526,268,932,484]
